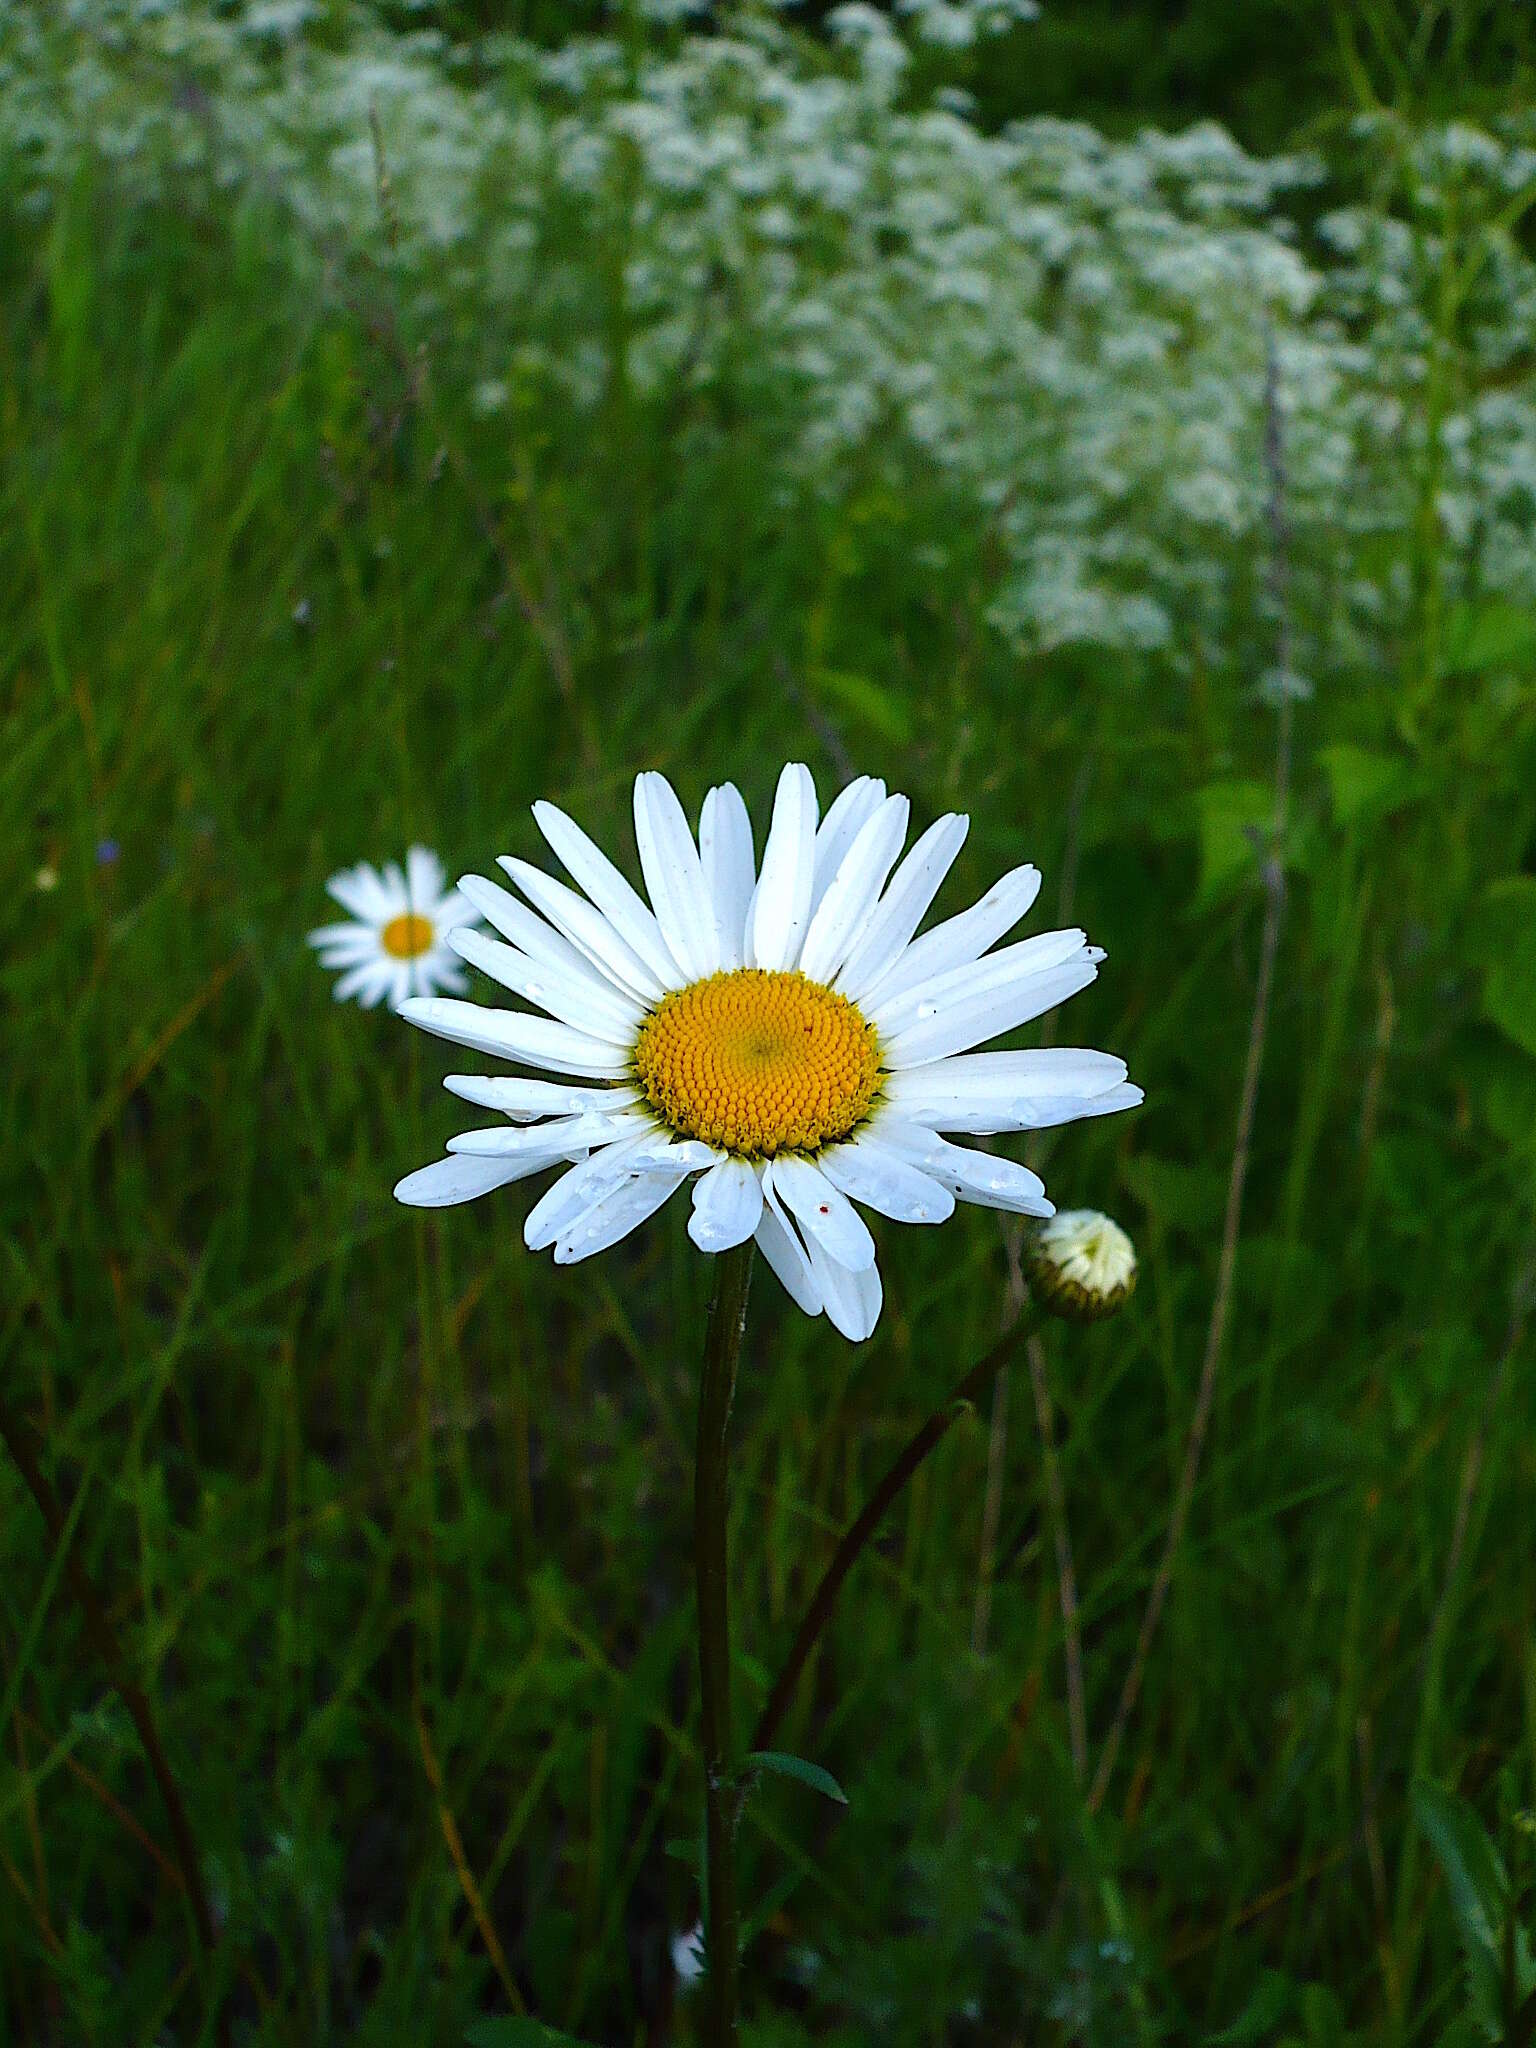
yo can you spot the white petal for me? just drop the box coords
[501,857,668,1003]
[860,861,1042,1011]
[415,955,468,999]
[754,1171,823,1317]
[443,1074,638,1121]
[398,996,631,1076]
[633,772,722,982]
[1054,1081,1144,1123]
[836,813,970,999]
[394,1152,534,1207]
[698,783,756,971]
[406,845,446,910]
[445,1112,625,1157]
[431,889,479,934]
[880,946,1101,1068]
[688,1157,764,1252]
[768,1155,877,1271]
[810,776,887,915]
[874,1120,1054,1217]
[818,1135,955,1224]
[552,1168,691,1264]
[797,795,910,984]
[326,862,395,923]
[881,1048,1131,1133]
[805,1236,883,1342]
[333,962,381,1004]
[524,1142,647,1251]
[313,938,378,968]
[873,927,1089,1039]
[447,927,642,1044]
[308,920,373,952]
[455,873,605,984]
[745,764,818,971]
[532,800,684,992]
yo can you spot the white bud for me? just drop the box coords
[1027,1210,1137,1322]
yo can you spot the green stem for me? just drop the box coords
[752,1313,1033,1756]
[695,1241,753,2047]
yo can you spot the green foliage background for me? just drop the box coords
[3,2,1536,2044]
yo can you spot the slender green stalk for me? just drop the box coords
[695,1241,754,2047]
[753,1314,1034,1755]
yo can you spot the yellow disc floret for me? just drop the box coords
[633,968,881,1158]
[381,912,435,959]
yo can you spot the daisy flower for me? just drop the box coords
[308,846,478,1012]
[394,766,1141,1341]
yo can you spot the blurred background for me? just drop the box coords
[3,2,1536,2042]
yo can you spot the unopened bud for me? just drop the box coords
[1027,1210,1136,1322]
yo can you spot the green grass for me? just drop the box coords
[3,44,1536,2048]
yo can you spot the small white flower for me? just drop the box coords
[309,847,478,1012]
[394,768,1141,1342]
[1027,1209,1137,1321]
[671,1919,706,1987]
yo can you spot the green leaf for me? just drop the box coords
[1442,599,1536,676]
[465,2023,597,2048]
[1412,1779,1507,2034]
[1190,778,1272,911]
[809,666,912,744]
[1207,1968,1295,2042]
[1317,743,1410,828]
[745,1749,849,1805]
[1469,878,1536,1057]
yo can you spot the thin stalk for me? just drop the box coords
[695,1241,754,2047]
[0,1394,225,2040]
[753,1315,1035,1755]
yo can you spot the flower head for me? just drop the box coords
[395,766,1141,1340]
[309,847,478,1011]
[1027,1209,1137,1321]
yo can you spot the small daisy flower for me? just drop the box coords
[309,846,478,1012]
[394,767,1142,1341]
[1027,1210,1137,1321]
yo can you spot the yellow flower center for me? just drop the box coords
[380,912,435,960]
[633,968,881,1158]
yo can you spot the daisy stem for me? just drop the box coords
[695,1239,754,2046]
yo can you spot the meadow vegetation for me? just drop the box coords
[2,2,1536,2042]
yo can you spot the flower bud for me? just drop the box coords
[1027,1210,1136,1322]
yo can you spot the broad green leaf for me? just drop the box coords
[745,1749,849,1805]
[1317,743,1409,827]
[1190,778,1272,911]
[1442,599,1536,676]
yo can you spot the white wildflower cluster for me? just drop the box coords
[4,3,1536,677]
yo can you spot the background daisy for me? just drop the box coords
[308,846,478,1011]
